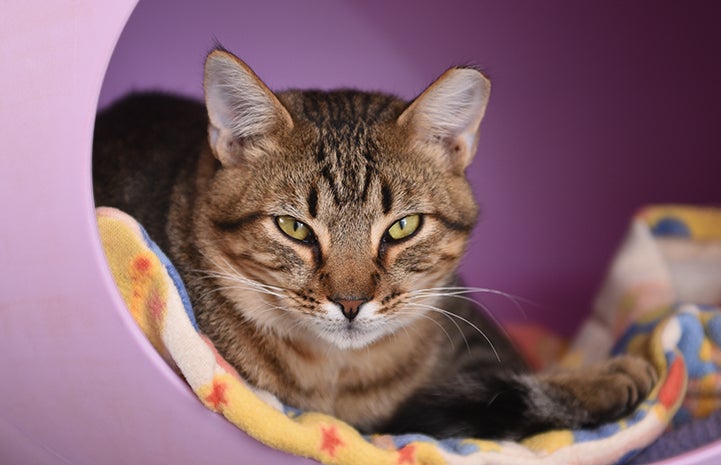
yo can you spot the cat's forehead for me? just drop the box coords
[279,89,407,130]
[271,90,418,208]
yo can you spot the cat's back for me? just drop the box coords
[92,92,208,247]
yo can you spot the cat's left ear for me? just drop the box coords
[398,67,490,172]
[204,49,293,167]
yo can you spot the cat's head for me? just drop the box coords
[197,48,490,350]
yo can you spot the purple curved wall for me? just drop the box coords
[3,1,719,464]
[100,0,721,334]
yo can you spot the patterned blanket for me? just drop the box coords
[97,205,721,465]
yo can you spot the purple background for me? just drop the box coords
[4,2,720,463]
[100,0,721,336]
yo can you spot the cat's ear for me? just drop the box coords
[398,67,490,172]
[204,49,293,166]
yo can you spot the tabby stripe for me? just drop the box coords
[434,213,474,233]
[302,93,325,125]
[200,293,314,397]
[328,97,341,127]
[381,182,393,214]
[347,94,358,121]
[222,250,288,273]
[321,165,342,205]
[360,166,374,202]
[359,138,378,201]
[257,347,315,398]
[359,93,372,121]
[407,265,434,273]
[316,143,327,163]
[214,212,264,232]
[307,186,318,218]
[361,136,376,164]
[337,95,350,127]
[339,351,421,395]
[374,254,388,273]
[370,97,395,122]
[311,243,323,271]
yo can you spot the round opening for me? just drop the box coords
[99,1,721,334]
[92,1,721,464]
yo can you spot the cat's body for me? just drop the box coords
[93,48,655,439]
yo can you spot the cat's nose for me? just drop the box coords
[331,298,368,322]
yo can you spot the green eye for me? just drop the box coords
[386,214,421,241]
[276,216,314,242]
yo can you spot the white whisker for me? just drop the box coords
[407,285,532,320]
[406,292,514,344]
[191,266,288,299]
[194,270,287,295]
[196,283,283,301]
[404,301,501,363]
[196,250,288,290]
[393,310,455,350]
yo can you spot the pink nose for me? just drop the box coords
[332,298,367,322]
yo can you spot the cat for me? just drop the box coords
[93,46,656,440]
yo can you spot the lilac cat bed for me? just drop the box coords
[2,1,721,465]
[94,205,721,465]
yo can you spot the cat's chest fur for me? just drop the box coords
[192,280,449,430]
[93,48,514,435]
[287,325,443,425]
[94,48,659,441]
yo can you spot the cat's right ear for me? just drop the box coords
[398,67,490,173]
[204,49,293,167]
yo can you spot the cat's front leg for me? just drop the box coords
[533,355,658,430]
[380,355,657,440]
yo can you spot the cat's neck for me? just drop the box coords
[268,313,447,429]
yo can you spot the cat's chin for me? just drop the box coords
[290,301,407,350]
[313,324,392,351]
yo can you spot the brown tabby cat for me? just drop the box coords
[93,47,656,439]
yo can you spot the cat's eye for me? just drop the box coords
[386,214,422,241]
[276,216,314,243]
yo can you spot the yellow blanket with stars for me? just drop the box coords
[97,205,721,465]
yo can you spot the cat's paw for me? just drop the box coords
[542,355,658,426]
[583,356,657,422]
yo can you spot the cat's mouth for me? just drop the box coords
[318,324,386,350]
[309,312,396,350]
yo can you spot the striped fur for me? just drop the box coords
[93,48,655,438]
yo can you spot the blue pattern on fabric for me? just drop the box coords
[650,217,691,238]
[140,225,198,330]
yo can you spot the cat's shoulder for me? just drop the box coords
[96,91,206,128]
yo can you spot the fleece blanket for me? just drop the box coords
[97,205,721,465]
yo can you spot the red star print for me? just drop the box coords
[147,288,165,321]
[659,357,684,408]
[397,444,416,465]
[320,425,345,457]
[133,256,151,273]
[204,380,227,410]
